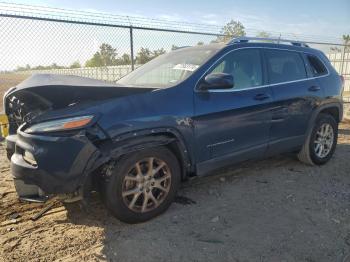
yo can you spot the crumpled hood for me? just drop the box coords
[4,74,155,129]
[9,74,155,109]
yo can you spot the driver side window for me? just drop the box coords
[210,49,263,89]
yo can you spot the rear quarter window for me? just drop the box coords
[265,49,307,84]
[306,55,328,77]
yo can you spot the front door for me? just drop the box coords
[193,48,273,172]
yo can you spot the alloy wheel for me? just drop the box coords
[314,123,334,158]
[121,157,171,213]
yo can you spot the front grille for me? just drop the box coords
[6,95,33,133]
[5,93,48,134]
[5,95,23,133]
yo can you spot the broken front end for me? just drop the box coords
[3,74,152,202]
[4,103,105,202]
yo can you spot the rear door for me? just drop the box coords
[193,48,273,169]
[264,49,324,154]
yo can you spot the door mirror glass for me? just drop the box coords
[199,73,234,90]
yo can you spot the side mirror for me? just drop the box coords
[199,73,234,90]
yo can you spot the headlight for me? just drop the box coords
[25,115,94,134]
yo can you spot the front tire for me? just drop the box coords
[103,146,181,223]
[298,113,338,165]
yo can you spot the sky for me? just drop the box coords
[8,0,350,38]
[0,0,349,70]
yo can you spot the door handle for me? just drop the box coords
[254,93,270,101]
[308,86,320,92]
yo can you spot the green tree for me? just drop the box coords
[69,61,81,69]
[135,48,166,64]
[16,63,68,72]
[255,31,276,43]
[85,43,118,67]
[115,53,131,65]
[216,20,246,43]
[85,53,102,67]
[256,31,271,38]
[171,45,179,50]
[136,47,153,64]
[50,63,65,69]
[118,53,131,65]
[16,64,31,71]
[152,48,166,58]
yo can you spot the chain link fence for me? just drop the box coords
[327,51,350,101]
[0,2,349,108]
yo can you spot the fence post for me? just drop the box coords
[130,26,135,71]
[340,45,346,75]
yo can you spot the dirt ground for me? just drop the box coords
[0,122,349,262]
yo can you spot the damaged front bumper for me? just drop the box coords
[8,125,102,198]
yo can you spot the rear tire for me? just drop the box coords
[103,146,181,223]
[298,113,338,165]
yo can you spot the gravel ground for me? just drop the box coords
[0,122,350,262]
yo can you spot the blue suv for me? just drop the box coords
[3,37,344,223]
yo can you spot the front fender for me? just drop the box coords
[97,127,194,177]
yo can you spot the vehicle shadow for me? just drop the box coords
[58,155,293,259]
[339,128,350,135]
[59,123,350,261]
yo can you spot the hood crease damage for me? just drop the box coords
[4,74,155,131]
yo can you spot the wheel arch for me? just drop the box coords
[98,127,194,180]
[318,106,341,123]
[308,103,343,131]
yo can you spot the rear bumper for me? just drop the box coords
[8,127,100,195]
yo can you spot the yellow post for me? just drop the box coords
[0,114,9,138]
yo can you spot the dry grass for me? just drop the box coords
[0,74,28,110]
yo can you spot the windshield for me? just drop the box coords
[117,47,220,88]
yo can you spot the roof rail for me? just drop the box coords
[228,37,309,47]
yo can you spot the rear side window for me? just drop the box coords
[307,55,327,76]
[265,50,307,84]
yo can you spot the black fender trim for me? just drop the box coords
[304,102,343,142]
[308,102,343,130]
[96,127,193,179]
